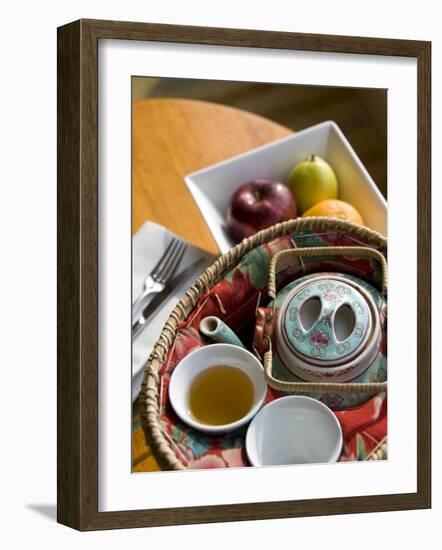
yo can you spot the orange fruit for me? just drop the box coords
[302,199,364,225]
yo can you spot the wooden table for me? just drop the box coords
[132,98,292,254]
[132,98,292,471]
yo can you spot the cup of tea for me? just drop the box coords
[168,343,267,434]
[245,395,343,466]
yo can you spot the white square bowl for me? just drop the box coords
[184,121,387,254]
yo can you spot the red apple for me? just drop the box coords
[226,179,297,243]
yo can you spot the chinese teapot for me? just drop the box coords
[254,246,387,410]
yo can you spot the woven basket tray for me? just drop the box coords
[139,217,387,470]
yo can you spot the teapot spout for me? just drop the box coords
[199,316,245,349]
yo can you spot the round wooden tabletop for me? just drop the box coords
[132,98,292,255]
[132,98,292,472]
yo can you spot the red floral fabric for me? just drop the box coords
[153,229,387,468]
[336,392,387,461]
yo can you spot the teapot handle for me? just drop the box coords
[268,245,388,300]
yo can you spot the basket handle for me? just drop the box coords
[263,244,388,395]
[262,338,387,394]
[268,245,388,300]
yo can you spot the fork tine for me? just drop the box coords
[158,241,188,284]
[150,236,179,279]
[154,239,182,281]
[163,241,187,283]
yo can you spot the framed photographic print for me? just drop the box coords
[57,19,431,530]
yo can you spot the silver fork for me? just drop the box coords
[132,237,188,322]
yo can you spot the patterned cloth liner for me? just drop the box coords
[156,229,388,469]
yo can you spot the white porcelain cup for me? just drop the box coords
[246,396,343,466]
[168,343,267,434]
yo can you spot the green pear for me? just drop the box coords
[288,155,338,214]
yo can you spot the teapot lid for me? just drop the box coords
[281,278,371,365]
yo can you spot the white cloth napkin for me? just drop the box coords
[132,222,214,401]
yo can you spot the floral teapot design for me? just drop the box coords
[253,246,388,410]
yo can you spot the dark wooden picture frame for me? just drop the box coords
[57,18,431,531]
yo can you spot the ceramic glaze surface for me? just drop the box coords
[269,271,387,402]
[168,344,267,434]
[246,396,343,466]
[283,278,371,363]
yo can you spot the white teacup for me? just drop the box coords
[169,343,267,434]
[246,396,343,466]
